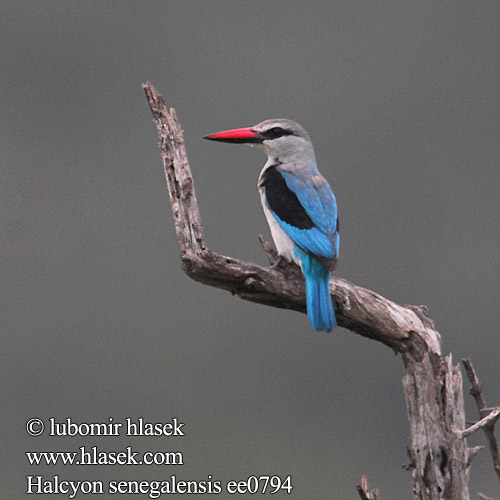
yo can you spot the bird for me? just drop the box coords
[204,119,339,332]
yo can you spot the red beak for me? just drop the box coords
[204,126,262,144]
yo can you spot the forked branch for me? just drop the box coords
[463,358,500,485]
[141,81,440,354]
[143,82,477,499]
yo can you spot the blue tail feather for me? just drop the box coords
[297,249,336,332]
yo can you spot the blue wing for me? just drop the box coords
[273,169,339,262]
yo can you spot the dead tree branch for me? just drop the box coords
[463,358,500,485]
[142,82,477,500]
[462,407,500,438]
[356,475,380,500]
[478,494,498,500]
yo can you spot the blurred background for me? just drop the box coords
[2,1,499,498]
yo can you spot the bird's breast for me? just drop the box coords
[258,186,299,266]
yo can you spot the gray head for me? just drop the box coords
[204,118,315,163]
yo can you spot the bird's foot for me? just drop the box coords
[269,255,286,270]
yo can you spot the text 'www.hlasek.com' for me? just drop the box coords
[25,417,293,498]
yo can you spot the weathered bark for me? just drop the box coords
[403,353,469,499]
[142,82,479,499]
[462,358,500,486]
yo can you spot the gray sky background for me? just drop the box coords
[2,2,500,498]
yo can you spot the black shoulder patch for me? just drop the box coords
[261,165,315,229]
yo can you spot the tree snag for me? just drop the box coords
[142,81,498,500]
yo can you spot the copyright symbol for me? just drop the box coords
[26,418,44,436]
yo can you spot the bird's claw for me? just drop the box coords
[270,255,286,270]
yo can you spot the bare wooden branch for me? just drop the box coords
[463,358,489,414]
[478,493,498,500]
[463,358,500,485]
[142,82,440,354]
[467,446,484,471]
[356,475,380,500]
[462,408,500,438]
[142,82,474,500]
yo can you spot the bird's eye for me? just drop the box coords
[262,126,294,140]
[265,127,286,139]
